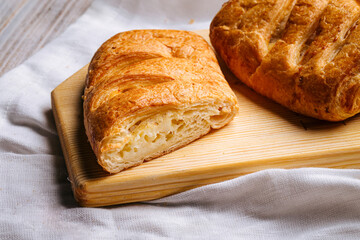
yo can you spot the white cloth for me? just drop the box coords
[1,0,360,239]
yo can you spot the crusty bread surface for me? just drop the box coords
[210,0,360,121]
[84,29,239,173]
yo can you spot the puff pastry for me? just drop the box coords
[83,30,239,173]
[210,0,360,121]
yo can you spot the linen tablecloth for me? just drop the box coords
[1,0,360,239]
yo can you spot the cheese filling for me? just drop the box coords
[100,105,233,173]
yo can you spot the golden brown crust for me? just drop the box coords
[210,0,360,121]
[83,30,239,173]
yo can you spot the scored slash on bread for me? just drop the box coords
[210,0,360,121]
[83,30,239,174]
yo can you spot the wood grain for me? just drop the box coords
[0,0,92,77]
[52,29,360,207]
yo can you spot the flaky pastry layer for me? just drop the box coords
[83,30,239,173]
[210,0,360,121]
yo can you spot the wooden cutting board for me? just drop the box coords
[51,29,360,207]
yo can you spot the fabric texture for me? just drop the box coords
[1,0,360,239]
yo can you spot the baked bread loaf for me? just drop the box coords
[210,0,360,121]
[83,30,239,173]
